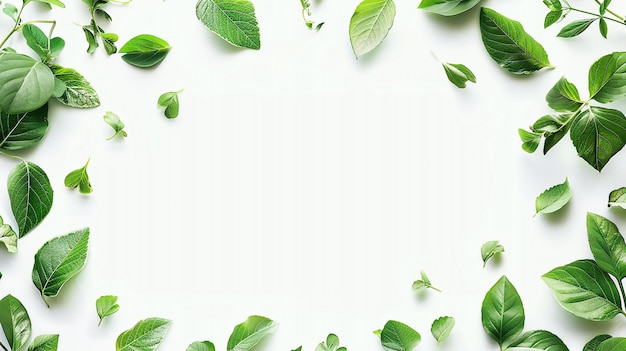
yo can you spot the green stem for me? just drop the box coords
[429,285,442,293]
[618,279,626,312]
[594,0,624,21]
[0,3,26,48]
[565,6,626,25]
[0,151,24,162]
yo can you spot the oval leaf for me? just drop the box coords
[50,65,100,108]
[380,320,421,351]
[196,0,261,50]
[431,316,454,346]
[28,334,59,351]
[418,0,481,16]
[542,259,623,321]
[584,335,612,351]
[0,53,54,114]
[227,315,278,351]
[481,275,524,347]
[187,341,216,351]
[608,187,626,209]
[0,103,48,150]
[535,178,572,215]
[586,213,626,280]
[0,294,31,351]
[349,0,396,59]
[7,160,53,237]
[546,77,583,112]
[441,62,476,88]
[119,34,171,68]
[116,317,172,351]
[479,7,552,74]
[507,330,568,351]
[96,295,119,326]
[32,228,89,306]
[588,52,626,104]
[597,338,626,351]
[557,18,596,38]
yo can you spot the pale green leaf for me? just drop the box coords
[116,318,171,351]
[187,341,215,351]
[481,240,504,267]
[195,0,261,50]
[315,334,346,351]
[0,294,31,351]
[535,178,572,215]
[0,53,54,114]
[417,0,481,16]
[481,275,524,347]
[431,316,454,346]
[50,65,100,108]
[507,330,568,351]
[227,315,277,351]
[104,111,127,140]
[96,295,119,326]
[0,215,17,253]
[608,187,626,209]
[412,271,440,292]
[28,334,59,351]
[64,158,92,194]
[7,160,53,237]
[119,34,171,68]
[349,0,396,59]
[0,103,48,150]
[380,320,420,351]
[441,62,476,88]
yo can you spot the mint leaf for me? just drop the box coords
[608,187,626,209]
[431,316,454,346]
[0,53,54,114]
[187,341,215,351]
[481,276,524,347]
[32,228,90,307]
[535,178,572,216]
[0,215,17,253]
[96,295,119,326]
[196,0,261,50]
[104,111,127,140]
[64,158,92,194]
[588,52,626,104]
[441,62,476,88]
[557,18,597,38]
[380,320,420,351]
[412,271,441,292]
[8,160,53,237]
[518,129,542,153]
[479,7,552,74]
[0,294,31,351]
[315,334,346,351]
[349,0,396,59]
[28,334,59,351]
[116,318,171,351]
[507,330,568,351]
[546,77,583,112]
[0,104,48,151]
[586,213,626,280]
[227,316,277,351]
[481,240,504,267]
[584,335,612,351]
[417,0,481,16]
[119,34,171,68]
[158,90,183,119]
[50,65,100,108]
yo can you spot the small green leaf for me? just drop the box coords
[0,294,31,351]
[380,320,421,351]
[21,24,49,62]
[542,259,623,321]
[3,3,18,22]
[479,7,552,74]
[431,316,454,346]
[507,330,568,351]
[557,19,597,38]
[0,53,55,114]
[535,178,572,216]
[373,330,382,337]
[158,90,183,119]
[195,0,261,50]
[544,10,563,28]
[543,0,562,11]
[315,334,346,351]
[441,62,476,88]
[101,33,118,55]
[29,0,65,8]
[32,228,89,306]
[481,276,524,347]
[597,338,626,351]
[104,111,127,140]
[349,0,396,59]
[586,213,626,280]
[227,316,277,351]
[0,103,48,151]
[96,295,119,326]
[28,334,59,351]
[412,271,441,292]
[481,240,504,267]
[50,65,100,108]
[417,0,481,16]
[116,318,172,351]
[599,18,608,38]
[518,129,541,153]
[119,34,171,68]
[0,215,17,253]
[531,113,572,154]
[608,188,626,209]
[65,158,92,194]
[588,52,626,104]
[546,77,583,112]
[584,335,612,351]
[8,160,53,237]
[82,27,98,53]
[187,341,216,351]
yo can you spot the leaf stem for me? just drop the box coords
[564,6,626,25]
[593,0,624,21]
[0,2,26,48]
[429,285,442,293]
[618,279,626,312]
[0,151,24,162]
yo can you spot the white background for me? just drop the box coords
[2,0,626,350]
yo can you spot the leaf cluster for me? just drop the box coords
[411,271,441,293]
[299,0,323,31]
[81,0,125,54]
[542,0,625,39]
[0,294,59,351]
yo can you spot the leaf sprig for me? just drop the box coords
[80,0,132,55]
[299,0,324,30]
[543,0,626,39]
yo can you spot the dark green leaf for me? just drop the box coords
[608,188,626,209]
[0,294,31,351]
[543,0,562,11]
[101,33,118,55]
[0,53,54,114]
[50,65,100,108]
[379,320,420,351]
[116,318,172,351]
[557,19,596,38]
[0,103,48,151]
[417,0,481,16]
[599,18,608,38]
[544,10,563,28]
[0,215,17,253]
[7,160,53,237]
[28,334,59,351]
[227,315,277,351]
[507,330,568,351]
[584,335,612,351]
[82,27,98,53]
[588,52,626,104]
[158,90,183,119]
[21,24,49,62]
[586,213,626,280]
[481,275,524,347]
[519,129,541,153]
[441,62,476,88]
[119,34,171,68]
[196,0,261,50]
[546,77,583,112]
[64,158,92,194]
[535,178,572,215]
[349,0,396,59]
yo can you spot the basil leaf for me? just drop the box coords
[608,187,626,209]
[588,52,626,104]
[21,24,49,62]
[157,90,183,119]
[412,270,441,292]
[50,65,100,108]
[557,19,597,38]
[196,0,261,50]
[535,178,572,216]
[544,10,563,28]
[0,215,17,253]
[417,0,481,16]
[119,34,171,68]
[0,103,48,151]
[532,113,572,154]
[116,318,172,351]
[430,316,454,346]
[441,62,476,88]
[519,129,542,153]
[542,259,623,321]
[315,334,346,351]
[0,53,55,114]
[349,0,396,59]
[379,320,420,351]
[227,315,277,351]
[507,330,568,351]
[187,341,215,351]
[586,213,626,280]
[479,7,552,74]
[64,158,92,194]
[569,106,626,171]
[82,27,98,54]
[481,275,524,347]
[104,111,127,140]
[546,77,583,112]
[8,160,53,237]
[96,295,119,326]
[32,228,89,306]
[481,240,504,267]
[0,294,31,351]
[597,338,626,351]
[584,335,612,351]
[28,334,59,351]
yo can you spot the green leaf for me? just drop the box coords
[586,213,626,280]
[479,7,552,74]
[588,52,626,104]
[349,0,395,59]
[82,27,98,53]
[557,19,596,38]
[481,240,504,267]
[64,158,92,194]
[542,259,623,321]
[32,228,89,306]
[315,334,346,351]
[119,34,171,68]
[101,33,118,55]
[417,0,481,16]
[187,341,216,351]
[441,62,476,88]
[48,38,64,59]
[96,295,119,326]
[0,103,48,151]
[0,294,31,351]
[543,0,562,11]
[21,24,49,62]
[546,77,583,112]
[50,65,100,108]
[535,178,572,216]
[597,338,626,351]
[544,10,563,28]
[584,335,612,351]
[519,129,541,153]
[227,315,278,351]
[0,215,17,253]
[195,0,261,50]
[52,78,66,98]
[158,90,183,119]
[292,347,302,351]
[481,275,524,347]
[29,0,65,8]
[3,3,18,22]
[532,114,572,154]
[104,111,127,140]
[116,318,172,351]
[507,330,568,351]
[412,270,441,292]
[28,335,59,351]
[0,53,54,114]
[608,187,626,209]
[431,316,454,346]
[7,160,53,237]
[599,18,608,38]
[379,320,420,351]
[569,106,626,171]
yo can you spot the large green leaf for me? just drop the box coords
[0,104,48,151]
[32,228,89,306]
[546,77,583,112]
[0,294,31,351]
[50,65,100,108]
[227,315,278,351]
[7,161,53,237]
[588,52,626,104]
[195,0,261,50]
[584,335,612,351]
[28,334,59,351]
[507,330,568,351]
[479,7,552,74]
[349,0,396,59]
[0,53,54,114]
[587,213,626,280]
[116,318,171,351]
[569,106,626,172]
[597,338,626,351]
[119,34,171,68]
[481,275,524,347]
[417,0,481,16]
[380,320,421,351]
[0,215,17,253]
[542,259,623,321]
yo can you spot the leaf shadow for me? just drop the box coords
[419,3,482,31]
[412,290,435,303]
[535,202,572,225]
[201,29,253,55]
[485,252,504,268]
